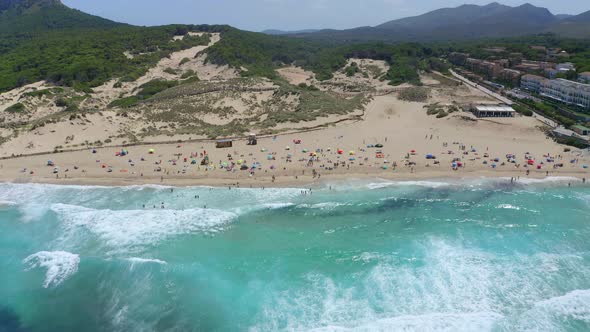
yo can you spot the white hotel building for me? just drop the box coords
[521,74,590,109]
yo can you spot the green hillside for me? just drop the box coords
[0,1,214,92]
[0,0,119,32]
[0,26,211,92]
[202,26,438,85]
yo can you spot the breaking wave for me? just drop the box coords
[51,203,237,251]
[23,251,80,288]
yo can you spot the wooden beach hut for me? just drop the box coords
[216,139,233,148]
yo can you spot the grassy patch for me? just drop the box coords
[423,103,457,118]
[109,96,140,108]
[164,67,178,75]
[344,62,360,77]
[179,57,190,66]
[181,70,198,80]
[513,104,533,116]
[109,79,179,108]
[5,103,26,113]
[23,88,63,98]
[398,87,429,102]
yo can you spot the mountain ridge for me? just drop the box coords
[293,2,590,41]
[262,29,320,35]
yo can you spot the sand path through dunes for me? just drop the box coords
[82,33,231,110]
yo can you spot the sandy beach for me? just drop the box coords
[2,95,589,188]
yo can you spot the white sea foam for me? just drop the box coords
[126,257,167,270]
[365,180,455,190]
[23,251,80,288]
[251,238,590,332]
[51,203,237,250]
[496,204,521,210]
[321,176,583,193]
[514,176,580,185]
[126,257,167,265]
[0,200,17,209]
[307,311,503,332]
[534,289,590,321]
[298,202,349,210]
[261,202,295,209]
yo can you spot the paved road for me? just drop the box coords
[449,69,514,105]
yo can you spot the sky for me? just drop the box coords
[62,0,588,32]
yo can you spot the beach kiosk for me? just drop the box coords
[216,139,233,149]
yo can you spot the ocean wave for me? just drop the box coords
[365,180,455,190]
[0,200,17,208]
[299,202,350,210]
[51,203,237,251]
[511,176,580,185]
[306,311,503,332]
[534,289,590,321]
[262,202,295,209]
[126,257,167,265]
[321,176,585,193]
[495,204,540,214]
[252,238,590,332]
[23,251,80,288]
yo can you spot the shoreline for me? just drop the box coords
[2,95,588,190]
[2,169,587,189]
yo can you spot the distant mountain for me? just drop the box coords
[376,2,512,30]
[298,2,588,42]
[548,10,590,38]
[560,10,590,23]
[0,0,120,33]
[262,29,320,35]
[554,14,574,20]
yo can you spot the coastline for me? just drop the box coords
[2,168,587,189]
[2,95,588,189]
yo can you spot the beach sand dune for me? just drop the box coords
[2,94,588,187]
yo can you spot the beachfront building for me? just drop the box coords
[521,74,546,91]
[556,62,576,73]
[579,72,590,84]
[572,124,590,136]
[498,68,522,86]
[521,75,590,109]
[465,58,502,79]
[471,104,516,118]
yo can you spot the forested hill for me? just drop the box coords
[0,0,215,92]
[1,0,588,96]
[0,0,120,33]
[0,0,435,93]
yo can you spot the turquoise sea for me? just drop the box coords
[1,178,590,331]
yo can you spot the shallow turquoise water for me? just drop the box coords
[1,178,590,331]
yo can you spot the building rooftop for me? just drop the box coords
[474,105,515,112]
[554,79,590,90]
[553,127,575,136]
[522,74,547,81]
[572,124,590,131]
